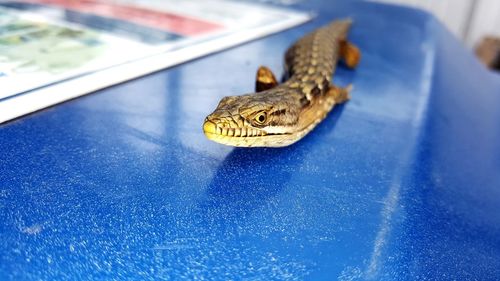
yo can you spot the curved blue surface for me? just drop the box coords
[1,1,500,280]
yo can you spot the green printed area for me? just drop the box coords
[0,12,104,74]
[0,21,40,36]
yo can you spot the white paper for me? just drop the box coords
[0,0,310,123]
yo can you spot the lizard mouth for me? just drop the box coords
[202,119,296,147]
[203,120,267,138]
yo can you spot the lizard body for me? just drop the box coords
[203,19,360,147]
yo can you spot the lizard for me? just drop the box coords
[203,19,360,147]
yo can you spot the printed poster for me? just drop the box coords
[0,0,310,123]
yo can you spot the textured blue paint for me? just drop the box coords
[1,1,499,280]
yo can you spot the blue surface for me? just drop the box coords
[1,1,500,280]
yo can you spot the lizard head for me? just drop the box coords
[203,90,301,147]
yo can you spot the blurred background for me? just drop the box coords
[373,0,498,49]
[373,0,500,69]
[263,0,499,49]
[260,0,500,69]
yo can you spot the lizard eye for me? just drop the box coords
[254,112,267,125]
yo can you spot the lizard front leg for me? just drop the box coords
[255,66,278,92]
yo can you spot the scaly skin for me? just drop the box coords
[203,19,360,147]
